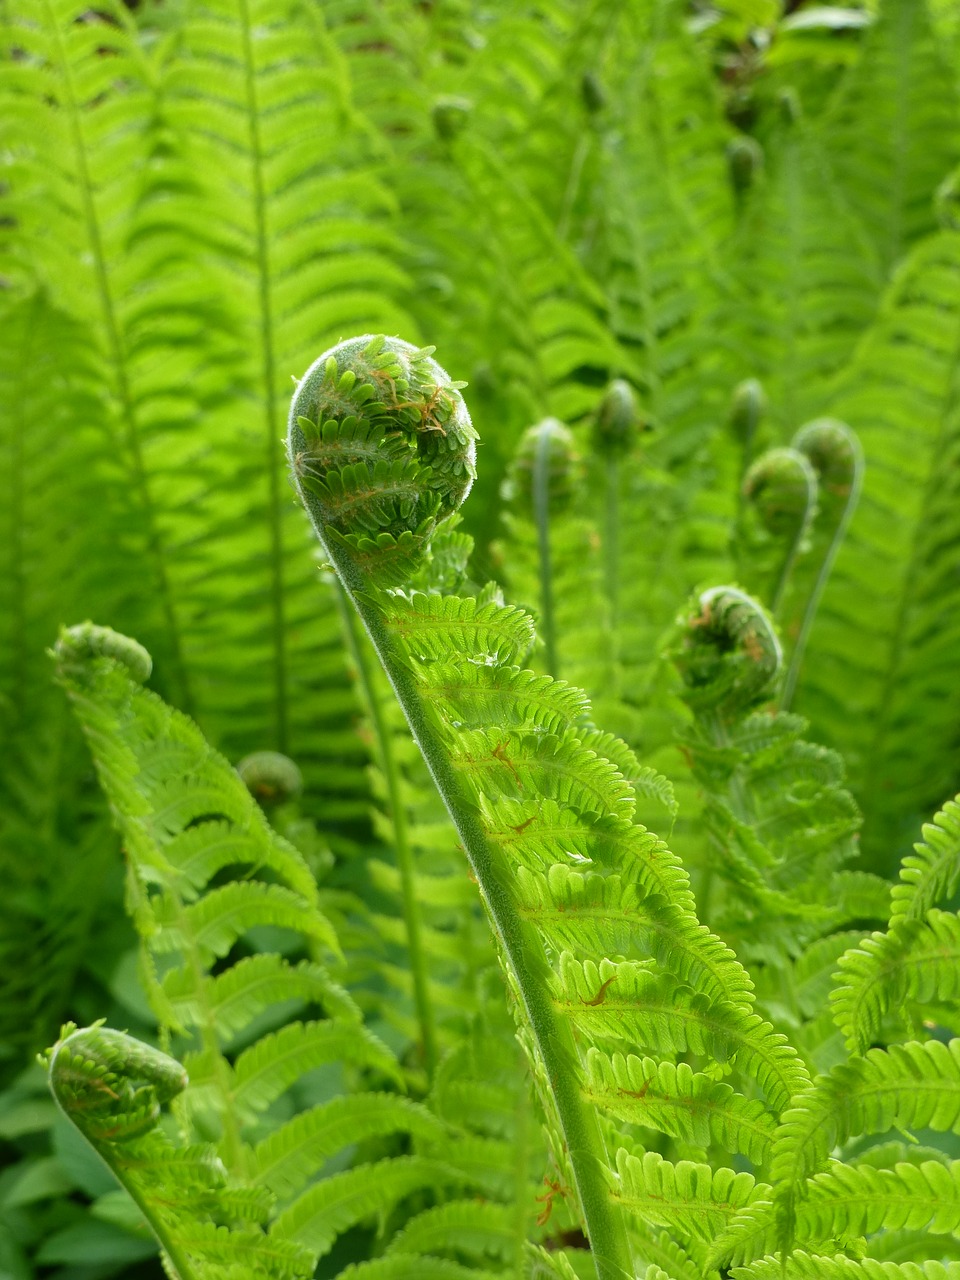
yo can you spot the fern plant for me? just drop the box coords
[6,0,960,1274]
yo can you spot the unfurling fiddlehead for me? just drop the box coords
[237,750,304,805]
[47,1023,187,1144]
[728,377,767,478]
[741,446,818,614]
[592,380,643,639]
[44,1024,314,1280]
[672,585,782,726]
[782,419,863,709]
[288,334,477,590]
[54,620,152,684]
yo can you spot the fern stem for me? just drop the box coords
[4,293,35,721]
[238,0,288,751]
[324,545,634,1280]
[769,519,806,618]
[603,455,620,631]
[43,0,192,712]
[85,1143,201,1280]
[557,133,591,242]
[533,422,559,678]
[333,580,439,1082]
[781,451,864,711]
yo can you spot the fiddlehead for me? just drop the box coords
[728,378,767,480]
[592,380,643,639]
[670,585,865,971]
[54,620,152,685]
[288,334,477,590]
[740,448,818,615]
[237,750,304,806]
[672,586,781,726]
[781,419,864,710]
[44,1024,315,1280]
[47,1024,187,1145]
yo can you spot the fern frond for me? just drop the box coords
[232,1021,399,1114]
[254,1094,446,1198]
[735,1255,960,1280]
[818,0,959,271]
[583,1051,775,1166]
[794,232,960,868]
[614,1148,767,1243]
[552,955,808,1112]
[380,594,536,666]
[384,1200,517,1264]
[772,1039,960,1194]
[272,1155,465,1257]
[891,797,960,924]
[832,910,960,1052]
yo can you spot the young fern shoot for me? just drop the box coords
[288,335,810,1280]
[741,447,818,616]
[289,335,634,1280]
[781,419,864,710]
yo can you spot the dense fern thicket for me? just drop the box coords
[4,1,960,1278]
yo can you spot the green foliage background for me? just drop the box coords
[3,0,960,1276]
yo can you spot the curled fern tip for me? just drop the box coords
[53,622,152,684]
[671,586,781,715]
[237,750,303,804]
[288,335,477,588]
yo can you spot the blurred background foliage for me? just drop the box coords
[2,0,960,1275]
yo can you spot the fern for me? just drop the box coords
[791,230,960,868]
[817,0,960,273]
[832,795,960,1053]
[289,334,816,1279]
[45,1023,315,1280]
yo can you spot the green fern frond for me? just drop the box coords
[891,797,960,924]
[272,1155,466,1258]
[583,1051,775,1166]
[231,1021,399,1115]
[735,1255,960,1279]
[819,0,959,272]
[384,1200,518,1264]
[614,1148,767,1243]
[832,910,960,1052]
[254,1094,446,1198]
[794,232,960,868]
[772,1039,960,1194]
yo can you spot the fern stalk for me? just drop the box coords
[41,0,192,709]
[533,422,560,677]
[238,0,288,750]
[333,579,439,1080]
[288,337,634,1280]
[781,423,864,710]
[325,548,632,1280]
